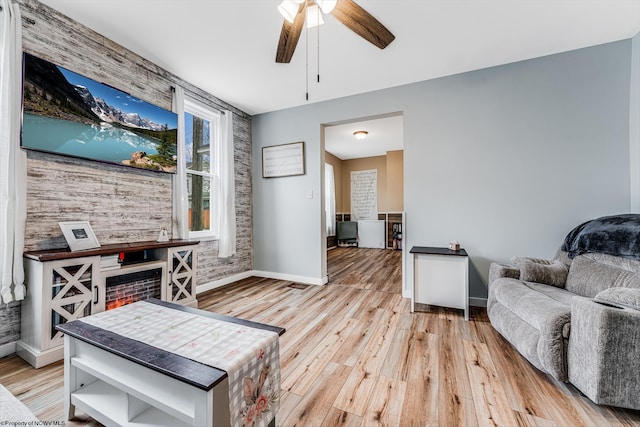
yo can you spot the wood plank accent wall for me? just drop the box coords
[25,151,174,250]
[0,0,254,350]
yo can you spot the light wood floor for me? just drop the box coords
[2,247,640,426]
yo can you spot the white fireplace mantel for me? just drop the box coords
[17,239,199,368]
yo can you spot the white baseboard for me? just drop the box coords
[197,270,329,294]
[196,270,256,294]
[15,341,63,368]
[0,341,16,358]
[401,297,488,308]
[196,269,483,304]
[469,297,488,308]
[253,270,328,286]
[195,268,483,305]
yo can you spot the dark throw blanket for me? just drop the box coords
[562,214,640,260]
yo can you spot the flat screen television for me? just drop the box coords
[21,52,178,173]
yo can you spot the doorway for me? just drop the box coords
[322,113,405,293]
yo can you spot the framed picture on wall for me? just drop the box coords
[59,221,101,251]
[262,141,305,178]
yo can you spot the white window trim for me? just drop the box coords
[183,97,221,240]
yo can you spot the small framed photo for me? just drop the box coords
[59,221,101,252]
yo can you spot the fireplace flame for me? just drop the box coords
[106,294,134,311]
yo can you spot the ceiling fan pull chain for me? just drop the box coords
[305,0,309,101]
[317,7,320,83]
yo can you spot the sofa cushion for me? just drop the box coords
[525,283,575,338]
[492,278,572,338]
[488,302,544,372]
[584,252,640,273]
[594,288,640,311]
[565,254,640,298]
[490,278,572,381]
[512,257,568,288]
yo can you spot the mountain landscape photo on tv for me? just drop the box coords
[21,52,178,173]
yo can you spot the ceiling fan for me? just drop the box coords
[275,0,395,63]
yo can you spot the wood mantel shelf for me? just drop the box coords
[24,239,200,262]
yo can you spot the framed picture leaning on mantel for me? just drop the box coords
[262,141,305,178]
[59,221,101,251]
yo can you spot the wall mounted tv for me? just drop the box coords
[21,52,178,173]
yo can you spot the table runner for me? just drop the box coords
[79,301,280,427]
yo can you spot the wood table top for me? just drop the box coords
[410,246,469,257]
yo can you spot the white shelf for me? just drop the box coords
[71,380,189,427]
[71,341,196,423]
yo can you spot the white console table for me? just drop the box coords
[411,246,469,320]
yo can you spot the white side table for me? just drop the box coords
[411,246,469,320]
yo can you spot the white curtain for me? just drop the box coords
[0,0,26,304]
[171,86,189,239]
[218,111,236,258]
[325,163,336,236]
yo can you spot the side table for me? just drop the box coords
[410,246,469,320]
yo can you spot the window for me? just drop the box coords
[183,99,220,239]
[325,163,336,236]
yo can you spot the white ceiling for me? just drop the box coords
[325,115,403,160]
[38,0,640,117]
[37,0,640,160]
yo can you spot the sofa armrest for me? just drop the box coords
[488,262,520,285]
[594,287,640,311]
[568,296,640,410]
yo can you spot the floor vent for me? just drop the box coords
[287,283,310,289]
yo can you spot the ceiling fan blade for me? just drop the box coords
[276,3,307,63]
[331,0,395,50]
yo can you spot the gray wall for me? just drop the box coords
[631,32,640,212]
[252,39,634,300]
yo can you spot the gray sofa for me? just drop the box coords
[488,244,640,410]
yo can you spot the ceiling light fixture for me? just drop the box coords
[353,131,368,140]
[306,4,324,28]
[278,0,325,27]
[276,0,394,102]
[276,0,395,64]
[277,1,299,23]
[316,0,337,14]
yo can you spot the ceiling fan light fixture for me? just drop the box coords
[305,4,324,28]
[353,130,368,140]
[316,0,337,14]
[275,0,395,65]
[277,0,299,23]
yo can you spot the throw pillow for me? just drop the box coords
[594,288,640,311]
[512,257,569,288]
